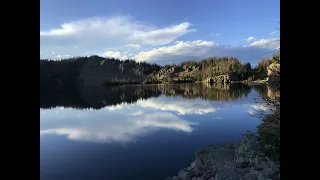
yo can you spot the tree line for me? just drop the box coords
[40,53,280,87]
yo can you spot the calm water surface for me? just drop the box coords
[40,83,271,180]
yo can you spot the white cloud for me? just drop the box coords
[40,107,196,143]
[134,40,216,62]
[250,38,280,50]
[106,104,125,110]
[245,36,256,42]
[98,39,278,65]
[40,16,194,58]
[210,33,220,36]
[125,44,141,48]
[40,16,280,63]
[102,51,132,59]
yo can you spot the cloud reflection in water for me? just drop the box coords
[40,104,197,143]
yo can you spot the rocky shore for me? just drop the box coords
[165,132,280,180]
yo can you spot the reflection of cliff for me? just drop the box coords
[267,86,280,98]
[158,83,252,101]
[250,84,279,98]
[40,83,267,109]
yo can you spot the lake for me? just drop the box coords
[40,83,270,180]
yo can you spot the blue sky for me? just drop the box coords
[40,0,280,65]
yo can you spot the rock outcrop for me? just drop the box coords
[165,133,280,180]
[205,74,240,84]
[266,63,280,82]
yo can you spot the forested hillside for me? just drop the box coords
[40,54,279,87]
[40,55,161,90]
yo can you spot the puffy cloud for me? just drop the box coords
[40,107,196,143]
[102,51,132,60]
[40,16,194,58]
[250,38,280,50]
[40,16,279,64]
[245,36,256,41]
[106,104,125,110]
[100,39,279,65]
[134,40,216,62]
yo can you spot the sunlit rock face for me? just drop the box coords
[266,62,280,82]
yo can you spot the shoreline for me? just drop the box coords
[102,80,267,87]
[165,132,279,180]
[241,79,268,85]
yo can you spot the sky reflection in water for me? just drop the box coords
[40,83,271,180]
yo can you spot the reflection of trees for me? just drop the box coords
[40,85,90,109]
[158,83,252,101]
[78,85,162,108]
[40,84,162,109]
[40,83,269,109]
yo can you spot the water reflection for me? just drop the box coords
[40,83,254,109]
[40,108,196,143]
[40,84,162,109]
[136,97,219,115]
[40,83,276,180]
[40,83,272,143]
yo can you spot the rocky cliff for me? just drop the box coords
[266,63,280,82]
[204,74,241,84]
